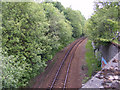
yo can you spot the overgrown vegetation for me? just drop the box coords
[2,1,85,88]
[83,0,119,83]
[84,1,119,46]
[85,40,101,77]
[113,39,120,44]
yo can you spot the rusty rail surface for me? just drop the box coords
[50,37,86,89]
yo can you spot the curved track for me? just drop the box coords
[50,37,86,89]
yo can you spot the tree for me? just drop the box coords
[2,1,86,88]
[2,2,50,87]
[64,8,86,38]
[85,1,119,43]
[51,1,65,12]
[42,3,73,49]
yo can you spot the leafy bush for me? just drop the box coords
[84,2,119,44]
[42,3,73,49]
[2,2,50,88]
[2,54,31,88]
[2,1,85,88]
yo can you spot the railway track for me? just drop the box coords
[49,37,86,89]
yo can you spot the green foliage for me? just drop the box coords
[42,3,73,47]
[2,2,50,88]
[64,8,86,38]
[113,38,120,44]
[51,1,65,12]
[2,54,31,88]
[85,1,119,44]
[85,40,101,77]
[44,1,86,39]
[2,1,85,88]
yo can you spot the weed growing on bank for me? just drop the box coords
[85,40,101,77]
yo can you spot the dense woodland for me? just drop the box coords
[1,0,119,88]
[2,1,85,88]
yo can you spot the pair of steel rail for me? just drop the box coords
[50,37,86,89]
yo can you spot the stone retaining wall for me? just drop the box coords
[81,42,120,88]
[99,43,120,62]
[82,52,120,88]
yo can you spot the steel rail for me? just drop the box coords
[50,37,85,89]
[63,39,84,89]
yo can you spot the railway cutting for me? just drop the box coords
[32,37,88,88]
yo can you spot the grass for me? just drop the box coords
[85,40,101,78]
